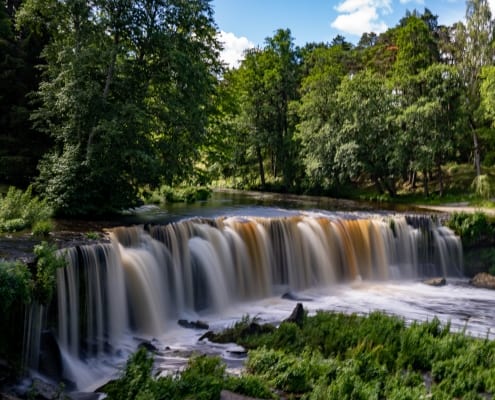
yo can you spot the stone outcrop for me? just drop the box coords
[178,319,209,330]
[423,277,446,287]
[283,302,305,327]
[470,272,495,290]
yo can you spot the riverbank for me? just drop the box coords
[416,203,495,216]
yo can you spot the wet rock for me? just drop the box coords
[178,319,209,330]
[281,291,313,301]
[283,302,305,327]
[138,340,159,352]
[39,330,63,383]
[470,272,495,290]
[226,345,247,357]
[423,277,446,287]
[27,378,61,400]
[199,321,275,343]
[199,331,216,342]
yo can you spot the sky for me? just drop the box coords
[212,0,494,68]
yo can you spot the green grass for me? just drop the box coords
[103,311,495,400]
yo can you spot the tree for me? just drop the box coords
[0,0,49,186]
[332,71,400,196]
[226,29,300,190]
[18,0,222,215]
[394,14,438,77]
[295,44,348,191]
[455,0,495,176]
[398,64,465,196]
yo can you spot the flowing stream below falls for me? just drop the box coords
[15,192,495,394]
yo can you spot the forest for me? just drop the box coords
[2,0,495,216]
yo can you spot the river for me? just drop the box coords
[12,190,495,394]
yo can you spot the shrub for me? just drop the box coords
[0,261,32,313]
[447,211,494,246]
[0,260,33,367]
[471,174,493,199]
[85,231,100,240]
[33,242,66,304]
[144,185,212,204]
[225,375,274,399]
[0,186,52,232]
[104,347,155,400]
[32,220,54,237]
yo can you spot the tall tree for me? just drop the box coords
[332,71,400,196]
[398,64,465,196]
[228,29,300,190]
[18,0,221,215]
[296,43,348,190]
[455,0,495,176]
[394,14,438,77]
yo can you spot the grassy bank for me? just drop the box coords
[103,310,495,400]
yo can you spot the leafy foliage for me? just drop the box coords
[104,311,495,399]
[33,241,66,304]
[17,0,222,216]
[471,174,494,199]
[0,186,52,232]
[104,346,273,399]
[143,185,212,204]
[0,260,32,313]
[0,260,33,371]
[447,211,494,246]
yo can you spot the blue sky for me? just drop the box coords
[212,0,487,67]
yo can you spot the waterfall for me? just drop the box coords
[46,213,461,386]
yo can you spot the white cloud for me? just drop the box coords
[331,0,392,36]
[399,0,424,4]
[217,31,254,69]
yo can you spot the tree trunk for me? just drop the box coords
[423,169,429,197]
[473,130,482,177]
[437,163,444,197]
[373,176,384,194]
[411,170,417,189]
[384,178,396,197]
[256,145,266,189]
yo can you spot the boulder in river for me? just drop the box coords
[281,291,313,301]
[283,302,305,327]
[470,272,495,290]
[178,319,209,330]
[423,277,446,287]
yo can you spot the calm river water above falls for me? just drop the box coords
[15,190,495,393]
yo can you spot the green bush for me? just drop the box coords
[447,211,494,246]
[0,186,52,232]
[471,174,494,199]
[104,347,155,400]
[0,260,33,368]
[33,242,66,304]
[32,220,54,237]
[225,375,274,399]
[0,261,32,313]
[143,185,212,204]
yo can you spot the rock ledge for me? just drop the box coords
[470,272,495,290]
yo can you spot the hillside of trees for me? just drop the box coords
[2,0,495,216]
